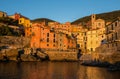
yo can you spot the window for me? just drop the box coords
[98,23,101,26]
[116,43,118,46]
[91,48,93,51]
[81,33,83,36]
[47,38,49,42]
[19,20,22,23]
[53,39,55,42]
[86,37,87,41]
[84,32,86,36]
[85,46,86,49]
[47,33,49,37]
[53,44,55,47]
[106,27,109,33]
[60,44,62,46]
[84,37,87,41]
[111,24,113,30]
[115,22,117,26]
[107,36,109,41]
[102,35,104,38]
[47,44,49,46]
[3,14,5,17]
[84,37,85,41]
[115,32,118,39]
[54,34,55,37]
[112,34,114,40]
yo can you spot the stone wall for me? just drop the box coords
[46,50,78,61]
[0,36,30,49]
[93,43,120,64]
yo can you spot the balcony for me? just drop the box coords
[114,39,120,42]
[109,30,116,33]
[106,30,116,35]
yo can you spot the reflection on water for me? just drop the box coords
[0,62,120,79]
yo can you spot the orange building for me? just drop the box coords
[31,23,57,49]
[48,22,72,35]
[56,32,68,50]
[30,22,77,50]
[68,37,77,49]
[30,23,41,48]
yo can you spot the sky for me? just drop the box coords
[0,0,120,23]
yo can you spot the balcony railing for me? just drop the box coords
[114,39,120,42]
[109,30,116,33]
[106,30,116,35]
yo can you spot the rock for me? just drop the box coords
[37,51,47,59]
[21,54,39,61]
[0,49,18,61]
[0,36,30,49]
[0,53,4,60]
[9,56,17,61]
[5,49,18,57]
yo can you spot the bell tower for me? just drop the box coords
[91,14,96,29]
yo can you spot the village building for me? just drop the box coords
[76,14,105,54]
[0,11,7,17]
[9,13,31,37]
[30,23,77,51]
[48,22,72,35]
[105,17,120,52]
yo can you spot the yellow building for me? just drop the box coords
[18,15,31,37]
[71,25,83,35]
[77,14,105,54]
[77,29,105,54]
[48,22,72,35]
[87,29,105,53]
[19,17,30,27]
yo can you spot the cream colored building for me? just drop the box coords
[77,14,105,54]
[8,15,15,19]
[48,22,72,35]
[91,14,105,29]
[106,17,120,52]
